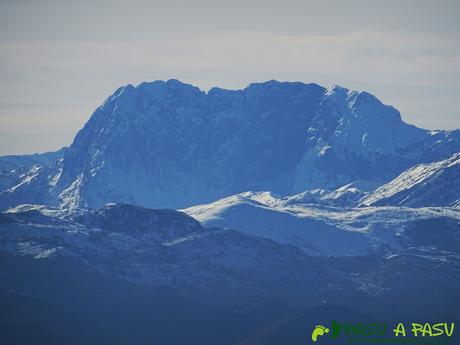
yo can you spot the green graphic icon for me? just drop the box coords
[330,320,341,339]
[311,325,330,342]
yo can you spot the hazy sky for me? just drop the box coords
[1,0,459,155]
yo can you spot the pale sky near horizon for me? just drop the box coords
[1,0,459,155]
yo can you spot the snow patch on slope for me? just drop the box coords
[184,191,460,256]
[361,152,460,207]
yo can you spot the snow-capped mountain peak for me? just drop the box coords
[1,80,459,211]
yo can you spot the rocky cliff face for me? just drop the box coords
[1,79,459,210]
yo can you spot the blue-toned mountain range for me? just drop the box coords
[2,79,460,344]
[1,79,459,211]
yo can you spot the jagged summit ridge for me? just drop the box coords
[0,79,459,210]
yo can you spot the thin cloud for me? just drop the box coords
[1,1,459,154]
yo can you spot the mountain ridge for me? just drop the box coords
[0,79,459,211]
[361,152,460,207]
[1,76,459,344]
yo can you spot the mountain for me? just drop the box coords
[2,203,460,345]
[184,191,460,256]
[1,79,460,345]
[0,203,335,293]
[1,79,459,210]
[360,152,460,207]
[0,149,64,192]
